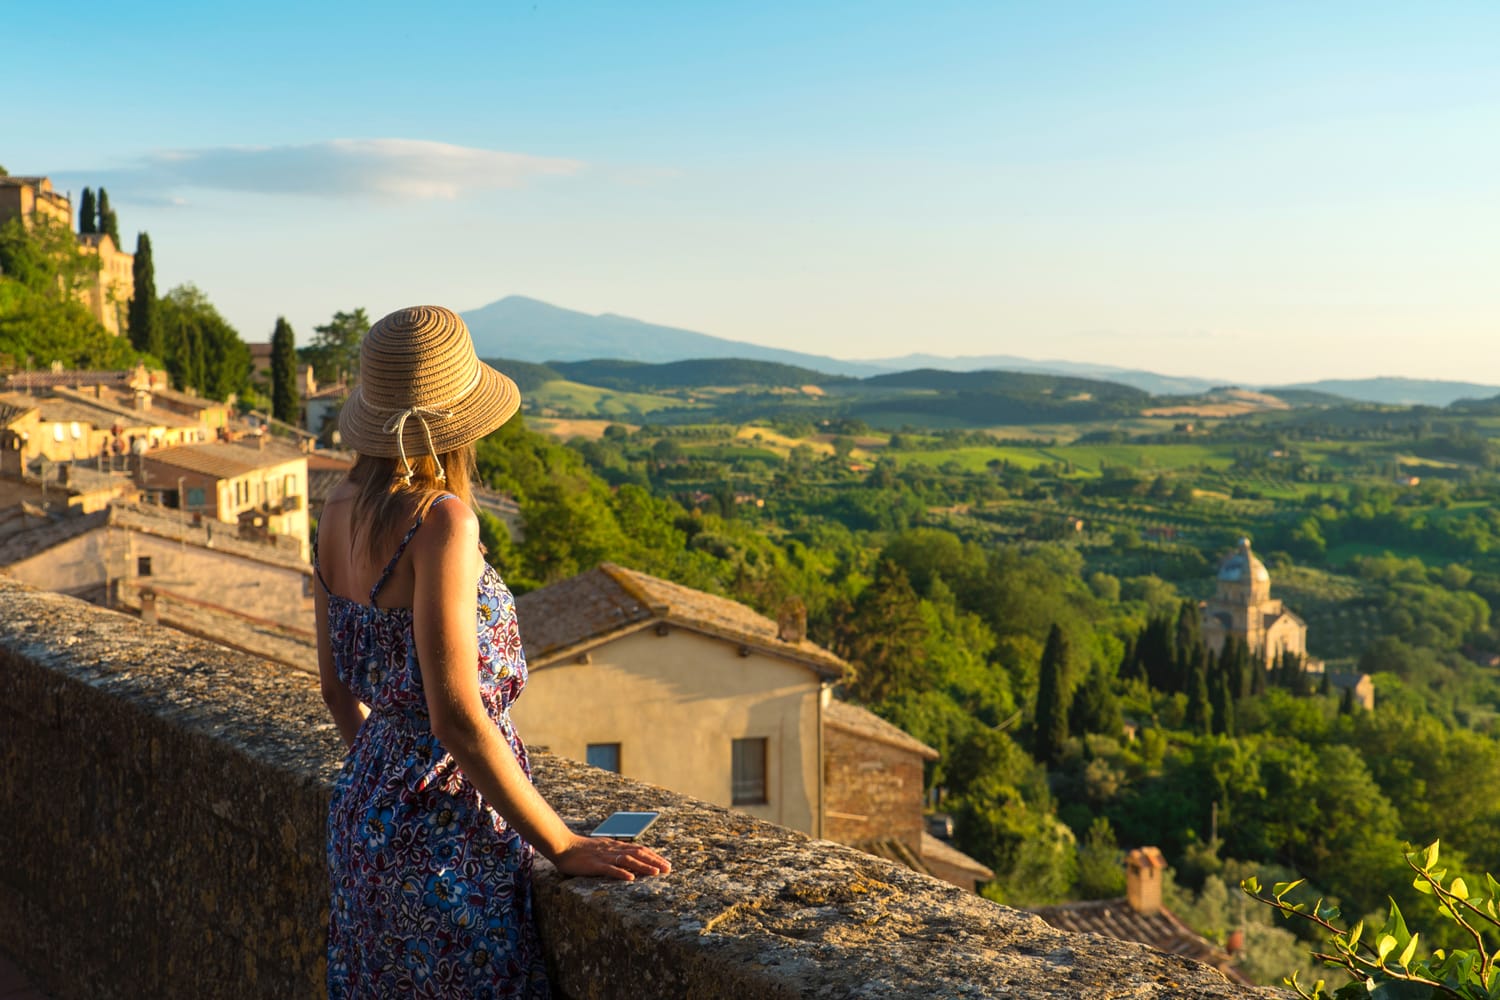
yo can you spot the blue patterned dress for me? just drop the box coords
[317,496,549,998]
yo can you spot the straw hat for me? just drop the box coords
[337,306,519,481]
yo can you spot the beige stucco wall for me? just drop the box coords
[7,525,312,631]
[512,625,825,836]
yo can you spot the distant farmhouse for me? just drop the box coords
[1203,538,1373,709]
[0,176,134,336]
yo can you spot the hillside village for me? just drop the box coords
[4,165,1500,989]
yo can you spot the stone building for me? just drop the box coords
[0,175,133,335]
[1202,538,1310,671]
[1203,538,1374,710]
[137,439,310,559]
[512,562,992,891]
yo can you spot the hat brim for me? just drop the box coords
[338,361,520,457]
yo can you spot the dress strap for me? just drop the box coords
[310,525,332,596]
[368,494,457,605]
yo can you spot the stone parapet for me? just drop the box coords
[0,578,1275,998]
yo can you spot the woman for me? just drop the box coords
[315,306,669,997]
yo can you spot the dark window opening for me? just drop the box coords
[732,737,768,805]
[586,743,621,773]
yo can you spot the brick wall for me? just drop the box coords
[823,723,926,853]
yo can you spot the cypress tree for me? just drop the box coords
[1251,654,1268,696]
[1186,648,1212,735]
[1070,662,1123,739]
[270,317,299,424]
[128,233,159,356]
[1209,659,1235,737]
[1338,685,1356,715]
[1034,624,1072,766]
[1173,601,1204,694]
[79,188,97,234]
[98,188,120,246]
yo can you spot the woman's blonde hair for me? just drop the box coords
[348,445,478,568]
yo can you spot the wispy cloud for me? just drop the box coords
[85,139,583,201]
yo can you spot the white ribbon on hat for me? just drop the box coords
[382,406,453,485]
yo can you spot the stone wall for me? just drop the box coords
[0,579,1275,998]
[822,722,926,854]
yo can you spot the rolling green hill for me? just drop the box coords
[550,358,849,390]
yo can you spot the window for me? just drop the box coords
[732,738,768,805]
[137,556,152,577]
[187,487,206,508]
[586,743,621,773]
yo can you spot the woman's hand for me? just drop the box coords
[549,834,671,881]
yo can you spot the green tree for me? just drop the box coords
[836,559,931,706]
[158,284,250,400]
[1185,651,1212,734]
[79,188,97,234]
[1034,624,1072,766]
[299,307,369,384]
[270,316,299,423]
[1069,661,1122,739]
[97,187,119,245]
[1075,817,1127,899]
[127,232,160,356]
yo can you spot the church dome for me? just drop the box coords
[1218,538,1270,584]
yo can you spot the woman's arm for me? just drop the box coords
[315,561,369,748]
[411,501,669,881]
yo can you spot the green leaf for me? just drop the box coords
[1413,877,1435,895]
[1377,934,1397,964]
[1274,879,1305,900]
[1397,932,1418,970]
[1452,877,1469,900]
[1243,875,1261,894]
[1424,840,1441,870]
[1345,919,1364,953]
[1380,898,1412,948]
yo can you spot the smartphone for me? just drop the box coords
[588,811,660,840]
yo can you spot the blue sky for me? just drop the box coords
[8,2,1499,383]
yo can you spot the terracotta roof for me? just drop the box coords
[1,370,133,390]
[515,563,847,678]
[143,440,307,479]
[146,387,230,412]
[854,837,930,876]
[920,832,995,879]
[1031,898,1248,984]
[49,387,201,428]
[824,700,939,760]
[0,391,183,432]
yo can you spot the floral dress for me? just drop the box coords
[317,495,549,998]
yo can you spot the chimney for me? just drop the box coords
[777,597,807,643]
[1125,847,1166,916]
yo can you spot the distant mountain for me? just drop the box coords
[463,296,1497,410]
[861,354,1220,396]
[1275,378,1500,408]
[461,297,883,376]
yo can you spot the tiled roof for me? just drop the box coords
[0,370,133,390]
[853,837,930,876]
[824,700,939,760]
[49,387,201,428]
[116,585,316,673]
[148,387,227,412]
[1031,898,1247,984]
[920,832,994,879]
[515,563,847,678]
[143,440,307,478]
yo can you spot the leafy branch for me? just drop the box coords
[1243,841,1500,1000]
